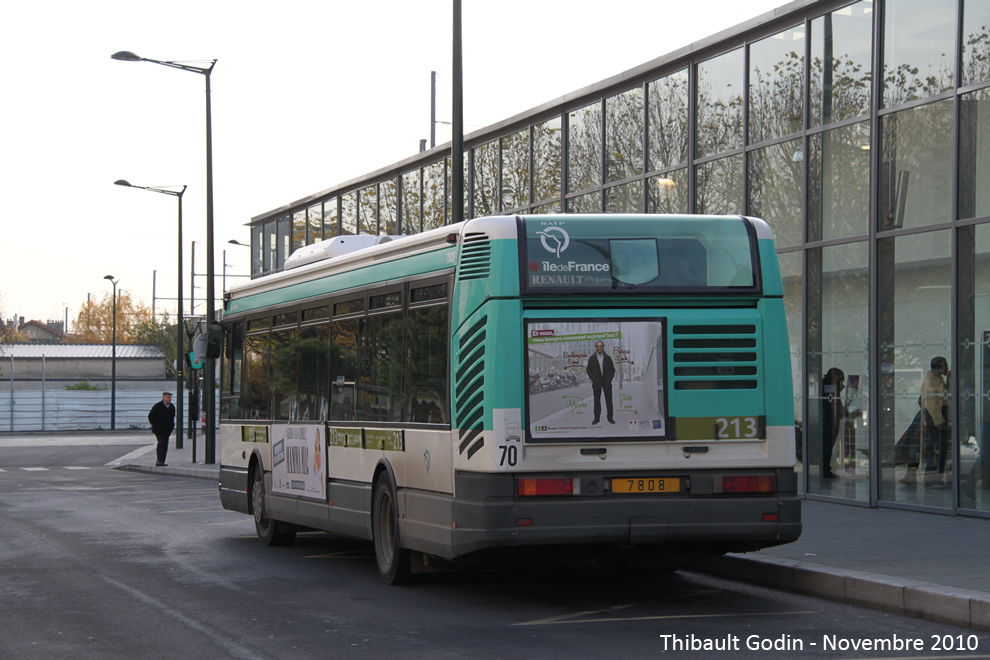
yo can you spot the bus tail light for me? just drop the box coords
[720,475,775,493]
[517,477,575,496]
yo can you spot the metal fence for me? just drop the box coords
[0,389,216,433]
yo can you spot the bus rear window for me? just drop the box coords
[521,215,758,293]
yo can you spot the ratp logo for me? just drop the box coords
[537,226,569,257]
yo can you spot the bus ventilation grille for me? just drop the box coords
[455,315,487,460]
[671,324,758,390]
[457,232,492,281]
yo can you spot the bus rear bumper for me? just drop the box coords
[403,469,801,560]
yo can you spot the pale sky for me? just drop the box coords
[1,0,786,328]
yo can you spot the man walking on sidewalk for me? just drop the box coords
[148,392,176,467]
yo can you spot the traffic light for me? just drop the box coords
[206,321,223,360]
[192,334,209,365]
[186,350,203,370]
[193,322,224,362]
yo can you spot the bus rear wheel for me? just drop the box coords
[372,474,413,585]
[252,466,295,547]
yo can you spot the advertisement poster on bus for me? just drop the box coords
[525,319,667,441]
[271,424,326,501]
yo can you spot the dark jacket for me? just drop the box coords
[586,352,616,386]
[148,400,176,434]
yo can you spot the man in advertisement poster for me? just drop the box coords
[587,340,616,425]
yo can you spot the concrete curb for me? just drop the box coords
[689,554,990,631]
[114,463,219,482]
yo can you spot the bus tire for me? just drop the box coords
[372,473,412,585]
[252,465,295,547]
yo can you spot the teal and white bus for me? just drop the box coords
[218,214,800,583]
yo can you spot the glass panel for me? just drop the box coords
[568,102,602,193]
[292,209,306,252]
[778,251,804,492]
[605,87,644,183]
[695,154,743,215]
[879,99,953,231]
[405,305,449,424]
[648,69,688,172]
[221,323,242,396]
[380,178,397,235]
[251,225,264,276]
[264,221,277,273]
[473,140,499,217]
[501,128,529,211]
[244,332,270,420]
[271,328,298,421]
[882,0,956,107]
[878,229,952,506]
[423,160,445,231]
[341,191,358,235]
[323,198,339,239]
[359,185,378,235]
[277,216,291,270]
[298,323,330,421]
[810,1,873,128]
[648,169,689,214]
[307,204,322,244]
[533,116,562,203]
[808,242,870,499]
[696,48,744,158]
[402,170,421,234]
[604,181,642,213]
[748,138,805,248]
[330,318,359,421]
[567,191,601,213]
[963,0,990,86]
[809,121,871,241]
[521,215,756,292]
[363,312,402,422]
[749,24,805,144]
[960,88,990,220]
[531,201,561,214]
[958,223,990,511]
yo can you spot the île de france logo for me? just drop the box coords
[537,225,569,257]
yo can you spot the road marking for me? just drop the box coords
[64,466,92,470]
[514,608,817,626]
[21,467,49,472]
[106,444,156,466]
[307,550,373,559]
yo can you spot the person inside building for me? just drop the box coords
[920,356,950,489]
[821,368,846,480]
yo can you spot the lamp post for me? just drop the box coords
[103,275,118,431]
[114,179,187,448]
[112,50,218,463]
[225,239,250,292]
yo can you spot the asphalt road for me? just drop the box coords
[2,442,989,659]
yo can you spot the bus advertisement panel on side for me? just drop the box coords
[270,424,326,501]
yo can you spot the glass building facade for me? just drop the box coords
[247,0,990,516]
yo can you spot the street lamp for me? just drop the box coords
[225,239,250,292]
[112,50,218,463]
[103,275,119,431]
[115,179,187,448]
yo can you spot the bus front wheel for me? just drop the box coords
[372,474,413,585]
[252,466,296,547]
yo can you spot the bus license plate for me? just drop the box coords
[611,477,680,494]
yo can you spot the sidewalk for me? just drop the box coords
[109,436,990,631]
